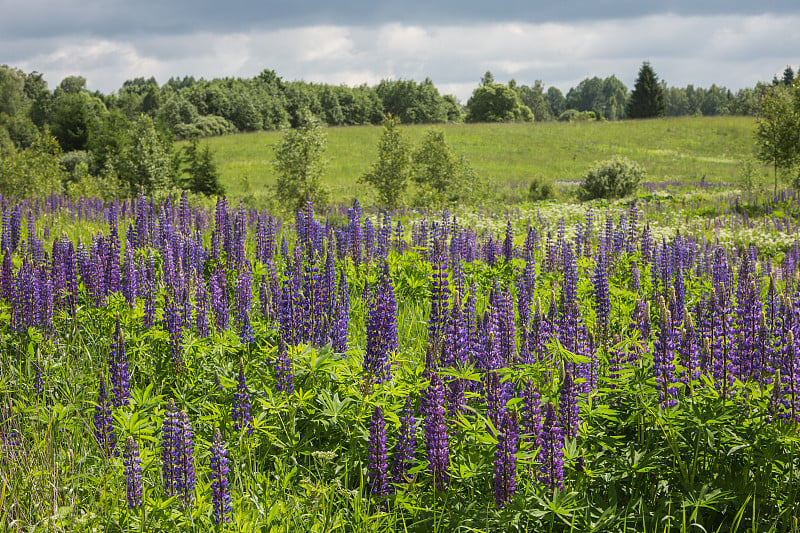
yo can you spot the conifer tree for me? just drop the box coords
[627,62,666,119]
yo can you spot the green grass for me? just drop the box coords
[192,116,763,205]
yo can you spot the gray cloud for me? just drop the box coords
[2,0,798,40]
[5,13,799,101]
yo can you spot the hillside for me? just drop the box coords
[192,116,761,204]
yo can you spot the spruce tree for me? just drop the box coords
[626,62,666,119]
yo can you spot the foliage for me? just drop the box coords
[181,139,224,196]
[527,176,554,201]
[273,110,329,212]
[411,129,477,205]
[111,114,177,195]
[737,158,761,194]
[565,75,627,120]
[754,84,800,194]
[466,83,533,123]
[627,62,666,119]
[518,81,553,122]
[4,191,800,531]
[359,114,412,208]
[375,78,455,124]
[557,109,598,122]
[0,134,65,197]
[577,156,645,200]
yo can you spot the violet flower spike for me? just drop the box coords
[209,428,232,524]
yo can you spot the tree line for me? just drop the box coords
[0,61,795,199]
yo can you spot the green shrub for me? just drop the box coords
[577,157,645,201]
[558,109,597,122]
[528,176,554,201]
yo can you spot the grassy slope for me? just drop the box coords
[193,116,761,204]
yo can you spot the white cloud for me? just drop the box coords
[9,13,800,101]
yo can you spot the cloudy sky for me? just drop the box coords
[2,1,799,102]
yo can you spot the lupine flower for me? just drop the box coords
[176,410,196,507]
[161,399,181,497]
[210,266,229,332]
[653,300,678,407]
[593,251,610,346]
[427,251,450,366]
[234,263,254,344]
[540,402,564,492]
[779,331,799,422]
[424,372,449,490]
[143,253,156,328]
[34,362,44,395]
[209,428,232,524]
[274,336,294,395]
[363,262,397,383]
[109,314,131,407]
[331,269,349,353]
[494,410,518,507]
[93,376,116,456]
[559,371,579,439]
[521,379,544,457]
[368,406,390,496]
[392,397,417,483]
[232,362,253,434]
[123,436,143,509]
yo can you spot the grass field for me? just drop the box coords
[192,116,764,205]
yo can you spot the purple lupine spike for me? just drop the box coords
[210,266,229,332]
[502,220,513,262]
[486,370,512,432]
[367,406,391,496]
[653,299,678,407]
[559,369,579,439]
[176,410,196,507]
[195,282,210,339]
[427,251,450,368]
[161,399,181,497]
[711,284,735,398]
[392,397,417,483]
[363,262,397,383]
[332,269,349,354]
[109,314,131,407]
[778,331,799,422]
[209,428,232,524]
[521,379,544,457]
[232,362,253,434]
[122,243,136,306]
[678,312,701,383]
[593,250,610,346]
[631,261,640,293]
[93,375,116,456]
[143,253,156,328]
[163,292,184,370]
[234,263,254,344]
[34,361,44,395]
[494,410,518,508]
[424,372,449,490]
[258,274,270,320]
[274,336,294,395]
[540,402,564,492]
[124,436,143,509]
[348,200,363,267]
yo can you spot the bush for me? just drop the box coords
[0,134,65,198]
[558,109,597,122]
[411,129,477,205]
[527,177,554,201]
[359,114,411,208]
[274,110,329,212]
[577,157,645,201]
